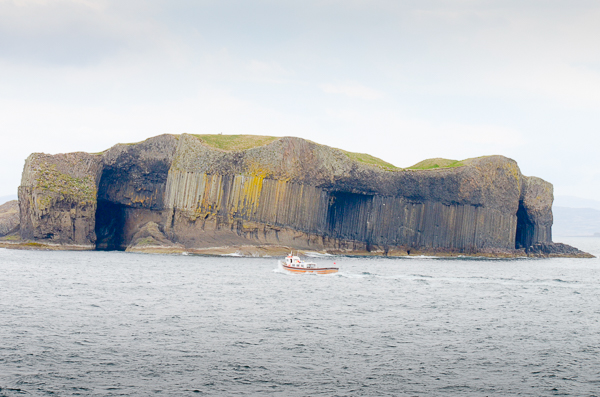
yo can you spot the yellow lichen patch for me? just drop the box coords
[240,174,265,217]
[36,194,55,211]
[503,162,521,183]
[248,167,268,179]
[130,195,147,205]
[194,174,224,215]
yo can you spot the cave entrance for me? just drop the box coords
[95,200,127,251]
[327,191,373,243]
[515,200,533,249]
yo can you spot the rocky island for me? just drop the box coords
[0,134,592,258]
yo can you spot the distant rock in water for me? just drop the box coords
[11,134,593,257]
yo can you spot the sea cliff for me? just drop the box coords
[6,134,592,258]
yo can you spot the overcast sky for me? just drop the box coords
[2,0,600,200]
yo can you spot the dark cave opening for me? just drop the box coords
[95,200,127,251]
[327,191,373,243]
[93,155,172,251]
[515,200,534,249]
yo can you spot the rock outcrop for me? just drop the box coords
[126,221,183,253]
[14,133,592,257]
[0,200,20,237]
[525,242,591,258]
[18,152,102,248]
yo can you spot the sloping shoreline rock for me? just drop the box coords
[525,242,594,258]
[126,221,184,252]
[12,133,593,258]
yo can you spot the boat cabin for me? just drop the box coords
[285,254,316,269]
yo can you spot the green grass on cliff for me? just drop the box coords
[193,134,280,151]
[36,164,97,205]
[187,133,466,172]
[341,151,399,171]
[407,158,464,170]
[193,133,400,170]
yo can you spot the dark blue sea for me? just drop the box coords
[1,238,600,396]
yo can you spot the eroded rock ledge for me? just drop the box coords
[7,133,593,258]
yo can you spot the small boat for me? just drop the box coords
[279,252,339,274]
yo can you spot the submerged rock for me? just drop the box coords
[14,134,592,257]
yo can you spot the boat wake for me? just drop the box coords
[221,252,244,257]
[304,251,335,258]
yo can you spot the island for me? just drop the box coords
[0,134,592,258]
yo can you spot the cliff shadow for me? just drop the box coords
[327,191,373,247]
[95,200,127,250]
[515,200,533,249]
[93,146,173,250]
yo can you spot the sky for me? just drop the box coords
[1,0,600,200]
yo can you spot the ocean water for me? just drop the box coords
[1,238,600,396]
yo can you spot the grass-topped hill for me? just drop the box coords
[341,151,399,171]
[104,134,478,173]
[192,134,280,151]
[191,134,400,171]
[407,158,464,170]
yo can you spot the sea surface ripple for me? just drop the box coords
[1,237,600,396]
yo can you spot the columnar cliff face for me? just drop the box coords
[163,135,529,254]
[19,152,102,246]
[17,134,565,256]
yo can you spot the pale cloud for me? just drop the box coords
[1,0,600,199]
[556,170,600,199]
[248,60,289,75]
[407,3,600,108]
[0,0,105,7]
[441,123,524,146]
[0,0,164,66]
[246,60,295,84]
[492,63,600,109]
[320,83,384,100]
